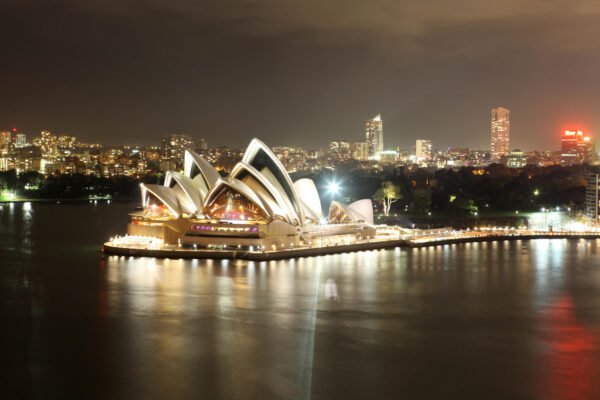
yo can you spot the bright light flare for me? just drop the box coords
[327,181,340,195]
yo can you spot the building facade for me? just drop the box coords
[561,130,594,165]
[586,173,600,221]
[161,134,194,169]
[350,142,368,161]
[415,139,432,162]
[506,149,527,168]
[490,107,510,160]
[14,133,26,148]
[365,114,383,159]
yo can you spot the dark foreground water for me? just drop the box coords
[2,202,600,400]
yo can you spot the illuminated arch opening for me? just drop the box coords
[204,185,269,222]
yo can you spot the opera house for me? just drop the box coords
[127,139,376,251]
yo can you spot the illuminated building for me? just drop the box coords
[269,147,307,173]
[365,114,383,158]
[490,107,510,160]
[57,135,77,149]
[14,133,27,148]
[350,142,368,161]
[586,174,600,221]
[161,134,194,169]
[0,131,10,146]
[128,139,375,249]
[12,146,42,172]
[329,140,350,152]
[506,149,528,168]
[196,138,208,152]
[561,130,594,165]
[329,140,351,161]
[35,131,59,160]
[415,139,432,163]
[379,150,398,164]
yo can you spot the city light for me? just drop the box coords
[328,181,340,195]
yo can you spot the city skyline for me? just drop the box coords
[3,1,600,150]
[1,108,595,153]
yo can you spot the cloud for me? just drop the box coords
[26,0,599,59]
[134,0,600,36]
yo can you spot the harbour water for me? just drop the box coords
[2,201,600,399]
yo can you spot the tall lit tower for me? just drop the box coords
[365,114,383,158]
[490,107,510,160]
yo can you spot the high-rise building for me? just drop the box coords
[365,114,383,158]
[490,107,510,160]
[586,173,600,221]
[14,133,27,148]
[561,130,594,165]
[415,139,432,162]
[162,134,194,169]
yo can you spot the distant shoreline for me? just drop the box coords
[0,197,138,204]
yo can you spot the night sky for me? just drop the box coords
[2,0,600,150]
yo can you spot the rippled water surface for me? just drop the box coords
[2,202,600,399]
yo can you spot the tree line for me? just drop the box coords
[296,162,593,216]
[0,170,163,200]
[0,163,593,214]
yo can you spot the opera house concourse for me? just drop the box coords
[113,139,377,256]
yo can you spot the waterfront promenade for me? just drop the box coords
[103,226,600,260]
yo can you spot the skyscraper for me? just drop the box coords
[415,139,432,162]
[490,107,510,160]
[365,114,383,158]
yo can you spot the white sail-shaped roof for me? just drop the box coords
[184,150,220,197]
[164,171,203,215]
[241,138,304,225]
[137,139,373,227]
[348,199,374,225]
[294,178,323,224]
[328,199,373,224]
[230,162,295,224]
[141,184,181,218]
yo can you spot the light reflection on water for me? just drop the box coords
[3,202,600,399]
[97,239,600,398]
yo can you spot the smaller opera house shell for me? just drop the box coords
[130,139,375,250]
